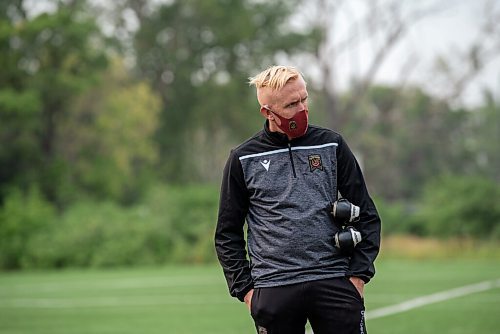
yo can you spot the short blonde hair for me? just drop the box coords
[248,65,304,91]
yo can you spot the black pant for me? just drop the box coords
[250,277,366,334]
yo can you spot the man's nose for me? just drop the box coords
[298,101,306,110]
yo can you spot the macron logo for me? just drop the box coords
[260,159,270,171]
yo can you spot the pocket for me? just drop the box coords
[344,277,363,300]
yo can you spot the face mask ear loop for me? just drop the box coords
[263,105,273,119]
[264,105,282,125]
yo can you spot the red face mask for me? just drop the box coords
[268,108,309,139]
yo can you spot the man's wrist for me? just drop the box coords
[350,276,364,284]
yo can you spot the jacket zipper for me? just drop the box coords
[287,142,297,178]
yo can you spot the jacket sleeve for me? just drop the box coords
[337,135,381,283]
[214,150,253,301]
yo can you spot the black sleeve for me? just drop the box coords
[214,150,253,301]
[337,135,381,283]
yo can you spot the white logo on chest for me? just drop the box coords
[260,159,270,171]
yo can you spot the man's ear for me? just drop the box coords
[260,106,273,120]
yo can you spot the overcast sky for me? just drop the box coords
[376,1,499,107]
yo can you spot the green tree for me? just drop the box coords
[0,1,107,204]
[342,85,467,200]
[108,0,317,182]
[417,175,500,238]
[465,90,500,182]
[58,59,161,203]
[0,186,55,269]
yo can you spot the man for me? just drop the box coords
[215,65,381,334]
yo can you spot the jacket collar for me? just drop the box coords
[263,120,290,145]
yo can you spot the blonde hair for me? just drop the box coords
[248,65,304,91]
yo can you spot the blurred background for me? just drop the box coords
[0,0,499,333]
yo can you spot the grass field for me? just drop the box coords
[1,259,499,334]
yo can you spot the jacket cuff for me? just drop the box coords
[345,272,371,284]
[236,283,254,302]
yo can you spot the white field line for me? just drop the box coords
[0,296,234,308]
[306,278,500,334]
[366,278,500,320]
[0,276,223,293]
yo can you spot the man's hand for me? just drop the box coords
[349,277,364,298]
[244,289,254,311]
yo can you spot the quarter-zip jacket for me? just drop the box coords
[215,122,381,302]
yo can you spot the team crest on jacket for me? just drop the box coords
[308,154,323,172]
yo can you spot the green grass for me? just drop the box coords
[366,260,500,334]
[0,259,499,334]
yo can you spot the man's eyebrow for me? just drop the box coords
[284,94,308,107]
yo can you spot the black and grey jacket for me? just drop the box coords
[215,122,381,301]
